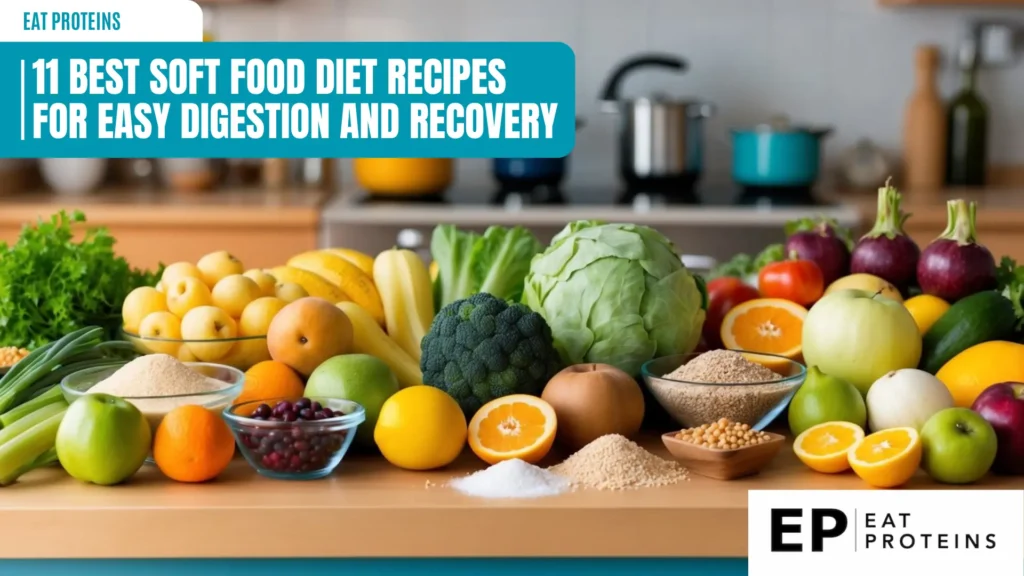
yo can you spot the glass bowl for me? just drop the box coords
[61,361,245,463]
[122,328,269,371]
[640,351,806,431]
[223,397,365,481]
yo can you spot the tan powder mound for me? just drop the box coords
[548,434,688,490]
[664,349,779,384]
[91,354,225,397]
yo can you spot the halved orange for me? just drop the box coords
[793,421,865,473]
[468,395,557,465]
[848,427,921,489]
[720,298,807,365]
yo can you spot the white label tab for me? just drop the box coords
[749,490,1024,576]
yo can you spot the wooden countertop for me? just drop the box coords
[853,188,1024,228]
[2,435,1021,559]
[0,188,330,228]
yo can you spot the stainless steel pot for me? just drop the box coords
[600,54,714,184]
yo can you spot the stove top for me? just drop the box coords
[353,182,834,208]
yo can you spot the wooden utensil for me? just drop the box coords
[661,431,786,480]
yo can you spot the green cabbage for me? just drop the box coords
[522,221,706,376]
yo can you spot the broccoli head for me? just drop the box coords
[421,292,562,416]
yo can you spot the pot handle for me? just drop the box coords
[599,53,687,112]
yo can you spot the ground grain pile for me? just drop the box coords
[653,350,795,426]
[91,354,223,397]
[664,350,779,383]
[548,434,688,490]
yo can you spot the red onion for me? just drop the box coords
[784,219,851,286]
[917,199,996,302]
[850,182,921,293]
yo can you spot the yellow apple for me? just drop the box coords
[122,287,168,333]
[180,306,237,361]
[137,311,182,355]
[239,296,287,337]
[165,277,213,318]
[177,343,199,362]
[161,261,203,288]
[211,275,262,318]
[155,282,165,293]
[196,251,244,288]
[218,339,271,369]
[243,269,277,297]
[274,282,309,303]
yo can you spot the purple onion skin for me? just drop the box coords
[850,235,921,293]
[917,240,997,302]
[785,229,850,286]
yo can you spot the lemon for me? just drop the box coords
[373,386,467,470]
[903,294,950,335]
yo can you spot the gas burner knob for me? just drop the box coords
[396,228,424,249]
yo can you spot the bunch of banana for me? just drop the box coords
[267,248,385,327]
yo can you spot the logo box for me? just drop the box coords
[748,490,1024,576]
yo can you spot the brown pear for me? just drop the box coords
[541,363,645,450]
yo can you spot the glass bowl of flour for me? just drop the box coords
[61,354,245,437]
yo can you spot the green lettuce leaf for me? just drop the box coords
[431,224,542,308]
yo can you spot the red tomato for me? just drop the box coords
[703,277,760,348]
[757,259,824,306]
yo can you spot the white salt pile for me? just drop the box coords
[449,458,569,499]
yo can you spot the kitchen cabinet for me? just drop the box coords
[0,189,328,270]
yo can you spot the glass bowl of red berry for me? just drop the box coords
[223,396,365,480]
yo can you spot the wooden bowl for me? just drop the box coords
[661,431,786,480]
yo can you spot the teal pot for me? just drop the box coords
[731,124,831,187]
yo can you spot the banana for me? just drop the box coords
[373,248,434,362]
[337,301,422,389]
[321,248,375,277]
[267,266,349,303]
[287,251,386,327]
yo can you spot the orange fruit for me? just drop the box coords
[468,395,557,465]
[848,427,921,488]
[720,298,807,363]
[154,405,236,483]
[237,360,305,409]
[793,421,864,473]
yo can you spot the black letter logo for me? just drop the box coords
[770,509,803,552]
[811,509,848,552]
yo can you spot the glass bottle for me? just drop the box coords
[945,39,988,187]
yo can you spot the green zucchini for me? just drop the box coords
[919,290,1016,374]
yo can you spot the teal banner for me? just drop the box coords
[0,42,576,159]
[0,558,748,575]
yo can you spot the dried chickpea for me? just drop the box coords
[675,417,773,450]
[0,347,29,368]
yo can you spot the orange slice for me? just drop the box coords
[793,421,865,473]
[720,298,807,363]
[848,427,921,488]
[468,395,557,465]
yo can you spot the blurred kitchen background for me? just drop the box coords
[3,0,1024,272]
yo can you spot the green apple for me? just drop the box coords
[305,354,400,447]
[920,407,997,484]
[802,288,922,395]
[56,393,152,486]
